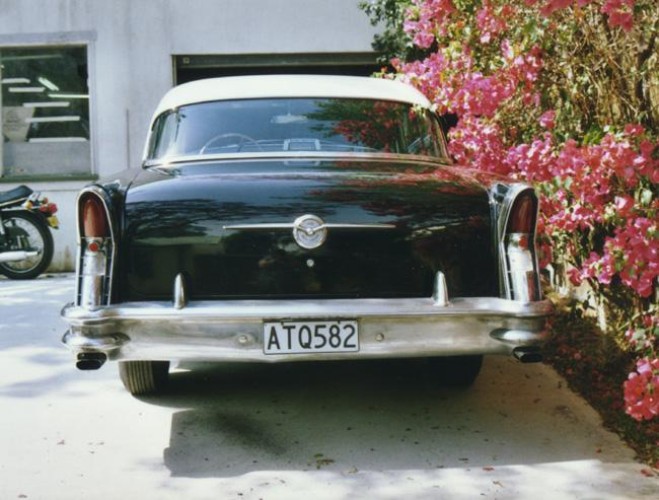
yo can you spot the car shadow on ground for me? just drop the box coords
[137,357,623,479]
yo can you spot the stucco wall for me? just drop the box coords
[0,0,379,272]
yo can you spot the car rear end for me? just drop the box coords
[61,75,552,394]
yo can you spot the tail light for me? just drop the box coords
[503,189,540,302]
[77,190,114,309]
[82,197,108,238]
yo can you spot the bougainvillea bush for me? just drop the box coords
[361,0,658,421]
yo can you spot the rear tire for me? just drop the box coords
[0,210,53,279]
[119,361,170,395]
[430,355,483,387]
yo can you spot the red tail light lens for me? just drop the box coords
[77,191,112,308]
[81,195,109,238]
[508,193,535,235]
[38,202,58,215]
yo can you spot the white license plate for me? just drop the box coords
[263,320,359,354]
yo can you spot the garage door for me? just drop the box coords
[174,53,381,84]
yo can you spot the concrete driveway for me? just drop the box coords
[0,274,657,499]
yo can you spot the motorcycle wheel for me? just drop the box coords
[0,210,54,279]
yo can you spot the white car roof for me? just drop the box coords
[152,75,432,121]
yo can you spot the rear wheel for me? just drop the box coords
[119,361,170,395]
[0,210,53,279]
[430,355,483,387]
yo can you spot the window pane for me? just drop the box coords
[1,45,90,178]
[148,98,445,160]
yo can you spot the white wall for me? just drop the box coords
[0,0,379,271]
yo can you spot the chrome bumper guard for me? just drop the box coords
[61,295,552,363]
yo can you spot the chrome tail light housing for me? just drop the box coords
[76,187,115,309]
[498,186,542,303]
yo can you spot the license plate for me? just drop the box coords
[264,320,359,354]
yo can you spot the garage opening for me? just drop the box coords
[174,52,381,85]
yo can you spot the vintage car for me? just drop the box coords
[61,74,552,395]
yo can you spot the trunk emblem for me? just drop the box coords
[223,218,396,249]
[293,214,327,249]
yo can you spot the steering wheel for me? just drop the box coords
[199,133,262,154]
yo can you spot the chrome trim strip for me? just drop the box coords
[224,214,396,250]
[223,223,397,231]
[143,151,452,169]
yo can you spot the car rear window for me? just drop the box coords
[147,98,448,160]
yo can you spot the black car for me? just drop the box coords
[62,75,552,395]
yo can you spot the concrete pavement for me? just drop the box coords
[0,274,657,499]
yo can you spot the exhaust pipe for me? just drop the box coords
[0,250,39,263]
[513,346,543,363]
[76,352,107,370]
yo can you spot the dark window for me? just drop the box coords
[0,45,91,178]
[148,98,446,160]
[174,53,381,85]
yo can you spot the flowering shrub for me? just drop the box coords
[625,357,659,421]
[325,100,437,154]
[362,0,658,420]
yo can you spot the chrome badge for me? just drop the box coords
[223,217,395,250]
[293,214,327,249]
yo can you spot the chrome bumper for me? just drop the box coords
[61,296,552,363]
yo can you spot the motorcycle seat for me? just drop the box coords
[0,185,33,206]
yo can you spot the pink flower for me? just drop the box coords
[501,39,515,60]
[624,123,645,137]
[475,1,512,44]
[404,0,456,47]
[601,0,635,32]
[539,110,556,130]
[567,266,583,286]
[614,195,634,217]
[448,116,511,175]
[540,0,575,17]
[533,0,636,30]
[624,358,659,421]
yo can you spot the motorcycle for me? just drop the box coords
[0,185,59,279]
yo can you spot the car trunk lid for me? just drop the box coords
[118,158,498,301]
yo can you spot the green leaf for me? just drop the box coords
[640,189,653,206]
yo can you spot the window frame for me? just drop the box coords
[0,31,97,182]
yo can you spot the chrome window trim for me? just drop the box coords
[142,150,452,169]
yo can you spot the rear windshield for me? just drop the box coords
[147,98,448,160]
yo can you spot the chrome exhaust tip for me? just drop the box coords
[513,346,543,363]
[76,352,107,370]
